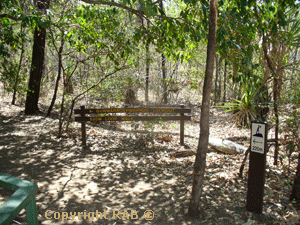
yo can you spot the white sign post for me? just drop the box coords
[251,123,266,154]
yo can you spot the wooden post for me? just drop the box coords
[180,104,185,146]
[81,105,86,146]
[246,121,268,214]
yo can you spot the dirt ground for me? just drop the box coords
[0,95,299,225]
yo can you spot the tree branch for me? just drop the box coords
[262,34,278,77]
[80,0,144,17]
[0,14,22,21]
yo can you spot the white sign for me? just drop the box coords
[251,123,265,154]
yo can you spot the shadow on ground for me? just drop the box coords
[0,103,278,225]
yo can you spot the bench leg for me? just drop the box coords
[26,198,39,225]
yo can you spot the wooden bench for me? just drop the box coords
[74,105,191,146]
[0,172,38,225]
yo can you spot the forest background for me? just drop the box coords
[1,0,300,224]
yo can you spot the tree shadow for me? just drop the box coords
[0,109,278,225]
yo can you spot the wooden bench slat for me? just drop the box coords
[75,105,191,146]
[75,115,191,122]
[74,107,191,114]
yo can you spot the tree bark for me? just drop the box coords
[223,60,227,103]
[25,0,50,115]
[161,53,168,104]
[290,152,300,201]
[46,36,64,117]
[145,21,150,103]
[188,0,218,216]
[291,39,299,90]
[145,41,150,103]
[159,0,168,104]
[214,53,219,105]
[273,74,279,165]
[262,33,280,166]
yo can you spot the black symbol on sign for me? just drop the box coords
[253,125,263,138]
[253,139,263,144]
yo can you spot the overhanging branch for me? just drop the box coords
[0,14,21,21]
[262,34,278,77]
[80,0,144,17]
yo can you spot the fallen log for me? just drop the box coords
[172,137,248,158]
[173,150,196,158]
[209,137,248,154]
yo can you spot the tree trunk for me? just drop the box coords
[25,0,50,115]
[58,84,65,137]
[159,0,167,104]
[262,33,280,166]
[223,60,227,103]
[290,152,300,201]
[273,76,279,165]
[46,36,64,117]
[161,53,168,104]
[145,21,150,103]
[145,41,150,103]
[188,0,218,216]
[291,39,299,90]
[214,53,219,105]
[64,74,74,94]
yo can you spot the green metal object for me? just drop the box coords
[0,172,38,225]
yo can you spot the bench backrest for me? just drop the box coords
[74,105,191,146]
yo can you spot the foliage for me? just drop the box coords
[281,106,300,174]
[284,48,300,104]
[219,69,268,127]
[0,1,23,57]
[286,78,300,104]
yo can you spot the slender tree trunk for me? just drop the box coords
[58,85,65,137]
[159,0,168,104]
[273,76,279,165]
[25,0,50,115]
[218,57,222,103]
[262,33,280,166]
[145,42,150,103]
[290,152,300,201]
[12,25,25,105]
[232,63,237,100]
[161,53,168,104]
[291,39,299,90]
[145,21,150,103]
[188,0,218,216]
[214,53,219,105]
[64,76,74,94]
[46,36,64,117]
[223,60,227,103]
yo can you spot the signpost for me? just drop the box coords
[246,121,268,214]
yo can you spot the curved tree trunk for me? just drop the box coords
[46,36,64,117]
[188,0,218,216]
